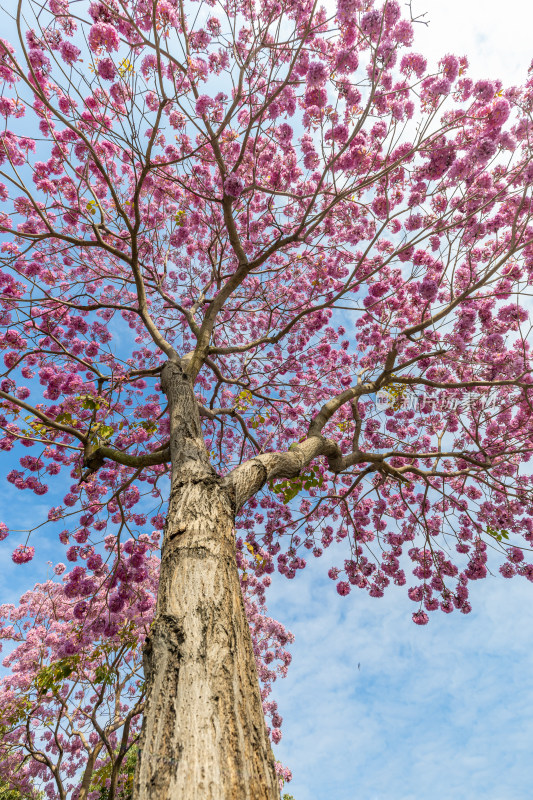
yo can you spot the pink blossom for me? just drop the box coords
[109,593,126,612]
[360,10,382,39]
[304,86,328,108]
[331,124,349,143]
[271,727,282,744]
[195,95,214,116]
[488,98,511,127]
[73,600,88,619]
[485,333,504,351]
[383,0,401,27]
[336,581,351,596]
[400,53,427,79]
[277,123,293,144]
[412,610,429,625]
[440,54,459,82]
[335,49,358,74]
[307,61,328,86]
[393,20,414,46]
[500,563,516,578]
[88,22,120,53]
[97,57,116,80]
[336,0,360,23]
[12,545,35,564]
[509,547,524,563]
[87,553,103,570]
[427,77,452,97]
[59,41,80,64]
[473,79,496,103]
[66,546,79,562]
[420,279,438,302]
[224,175,243,198]
[408,586,424,602]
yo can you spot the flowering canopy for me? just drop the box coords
[1,0,533,790]
[0,541,292,797]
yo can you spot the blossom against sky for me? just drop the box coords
[270,3,533,798]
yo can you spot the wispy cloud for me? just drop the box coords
[270,562,533,800]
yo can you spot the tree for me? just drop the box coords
[0,549,154,800]
[0,0,533,796]
[0,777,42,800]
[0,549,292,798]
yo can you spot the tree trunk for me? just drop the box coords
[133,362,280,800]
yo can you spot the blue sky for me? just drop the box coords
[1,1,533,798]
[267,2,533,798]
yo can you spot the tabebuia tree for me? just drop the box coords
[0,546,157,800]
[0,545,292,799]
[0,0,533,796]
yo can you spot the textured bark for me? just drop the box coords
[134,362,280,800]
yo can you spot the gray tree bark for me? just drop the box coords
[133,361,280,800]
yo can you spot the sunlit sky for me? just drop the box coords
[270,2,533,798]
[1,1,532,798]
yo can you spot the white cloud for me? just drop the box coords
[266,8,533,799]
[412,0,532,86]
[270,561,533,799]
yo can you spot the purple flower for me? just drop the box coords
[73,601,88,619]
[271,728,282,744]
[277,123,293,144]
[440,54,459,82]
[61,639,78,656]
[224,175,243,198]
[336,0,360,23]
[499,563,516,578]
[335,49,358,74]
[304,87,328,109]
[509,547,524,563]
[400,52,426,78]
[11,544,35,564]
[336,580,351,596]
[88,22,120,53]
[473,79,496,103]
[485,333,504,351]
[92,617,107,634]
[361,10,382,38]
[420,278,438,302]
[383,0,401,27]
[408,585,424,602]
[87,554,103,571]
[412,610,429,625]
[129,553,144,569]
[331,123,349,143]
[474,137,497,162]
[488,98,511,127]
[108,594,126,613]
[59,41,81,65]
[97,57,116,81]
[428,77,451,97]
[524,163,533,184]
[307,61,328,86]
[195,94,214,116]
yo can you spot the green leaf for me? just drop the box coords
[94,664,113,686]
[35,656,79,695]
[269,464,323,503]
[97,424,114,440]
[487,524,510,542]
